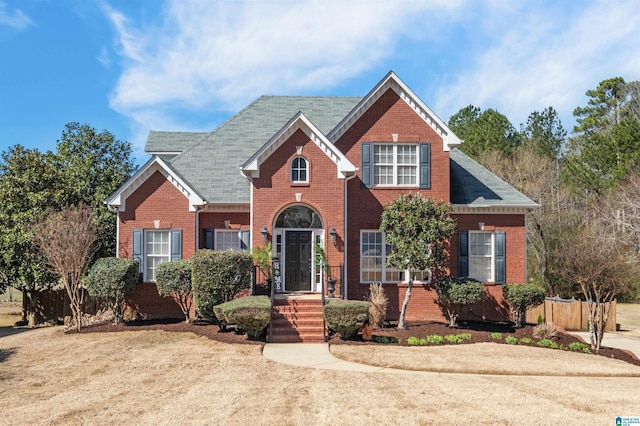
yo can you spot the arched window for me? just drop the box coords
[275,205,322,228]
[291,157,308,183]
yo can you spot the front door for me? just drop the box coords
[285,231,312,292]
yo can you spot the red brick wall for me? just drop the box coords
[252,128,345,287]
[118,170,196,319]
[198,211,250,248]
[452,214,527,283]
[327,88,527,322]
[335,88,454,318]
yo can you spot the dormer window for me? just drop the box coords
[291,156,308,183]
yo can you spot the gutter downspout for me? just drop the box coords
[105,201,120,257]
[343,172,358,300]
[195,205,205,252]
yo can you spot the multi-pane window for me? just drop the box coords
[373,144,417,186]
[360,231,429,283]
[291,157,308,183]
[145,230,170,282]
[469,232,493,282]
[215,230,248,251]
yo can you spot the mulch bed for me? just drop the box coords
[78,318,640,367]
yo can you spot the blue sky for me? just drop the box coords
[1,0,639,164]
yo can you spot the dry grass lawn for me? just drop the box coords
[618,303,640,338]
[1,326,640,425]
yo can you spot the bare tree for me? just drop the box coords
[553,221,631,354]
[478,145,576,295]
[33,204,100,332]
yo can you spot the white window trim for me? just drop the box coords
[214,230,247,252]
[291,156,309,183]
[468,231,495,283]
[360,230,431,284]
[373,144,418,187]
[143,229,171,283]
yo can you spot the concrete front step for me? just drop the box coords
[270,297,325,343]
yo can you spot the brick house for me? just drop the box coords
[107,71,536,339]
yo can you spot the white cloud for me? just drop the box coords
[0,2,33,30]
[104,0,466,146]
[104,0,640,150]
[432,0,640,131]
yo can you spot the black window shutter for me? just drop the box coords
[361,142,372,188]
[495,231,506,284]
[203,228,214,249]
[458,230,468,277]
[419,142,431,189]
[171,229,182,261]
[132,229,143,281]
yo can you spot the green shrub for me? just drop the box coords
[444,334,460,343]
[505,335,518,345]
[569,342,591,353]
[503,283,546,328]
[155,260,193,322]
[323,300,369,339]
[426,335,444,344]
[372,335,399,344]
[537,339,559,349]
[537,314,544,325]
[520,337,533,344]
[444,333,472,343]
[407,336,428,346]
[213,296,271,338]
[192,250,253,321]
[489,332,502,340]
[435,276,484,327]
[85,257,139,324]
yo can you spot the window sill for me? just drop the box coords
[371,186,421,190]
[290,183,310,187]
[360,281,432,287]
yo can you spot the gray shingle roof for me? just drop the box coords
[146,131,210,153]
[449,148,537,207]
[142,96,535,209]
[157,96,362,204]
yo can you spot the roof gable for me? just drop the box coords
[328,71,461,151]
[159,96,360,204]
[241,112,357,179]
[106,156,204,212]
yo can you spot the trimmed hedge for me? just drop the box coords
[323,300,369,339]
[192,249,253,320]
[85,257,139,323]
[155,260,193,322]
[213,296,271,338]
[503,283,546,328]
[435,276,484,327]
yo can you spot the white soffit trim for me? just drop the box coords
[452,205,536,215]
[241,112,357,179]
[106,156,205,212]
[328,71,462,152]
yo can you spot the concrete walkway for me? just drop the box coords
[263,332,640,373]
[571,331,640,358]
[262,343,420,374]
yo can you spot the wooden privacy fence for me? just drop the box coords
[526,297,617,331]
